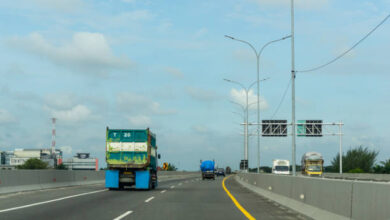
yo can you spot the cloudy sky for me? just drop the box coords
[0,0,389,170]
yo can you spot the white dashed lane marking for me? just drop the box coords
[113,211,133,220]
[145,196,155,203]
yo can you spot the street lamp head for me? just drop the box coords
[224,35,235,40]
[282,35,292,40]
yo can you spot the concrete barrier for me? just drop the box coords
[237,173,390,220]
[324,173,390,182]
[0,170,198,194]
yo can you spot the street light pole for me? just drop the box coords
[230,100,248,167]
[225,35,290,173]
[291,0,297,176]
[224,78,269,172]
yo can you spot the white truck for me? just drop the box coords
[272,159,290,174]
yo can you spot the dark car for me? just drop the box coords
[215,168,225,177]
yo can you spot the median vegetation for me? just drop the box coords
[327,145,390,174]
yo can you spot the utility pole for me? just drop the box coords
[291,0,297,176]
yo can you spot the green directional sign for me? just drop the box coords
[297,120,323,137]
[297,120,306,136]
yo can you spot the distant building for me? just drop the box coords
[0,149,63,169]
[62,153,98,171]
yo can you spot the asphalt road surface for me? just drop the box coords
[0,175,310,220]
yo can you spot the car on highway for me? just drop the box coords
[215,168,225,177]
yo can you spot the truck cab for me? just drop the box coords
[301,152,324,176]
[272,159,290,175]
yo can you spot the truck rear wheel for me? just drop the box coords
[148,176,153,190]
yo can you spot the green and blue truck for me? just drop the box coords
[105,127,160,190]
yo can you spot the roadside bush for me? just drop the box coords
[348,168,364,173]
[16,158,48,169]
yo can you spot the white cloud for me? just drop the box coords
[117,92,176,115]
[165,67,183,78]
[10,32,132,75]
[249,0,328,10]
[45,94,76,110]
[127,115,152,127]
[186,87,220,102]
[230,88,268,110]
[45,104,95,123]
[0,109,17,124]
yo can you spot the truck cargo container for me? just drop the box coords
[105,127,160,190]
[301,152,324,176]
[200,160,215,180]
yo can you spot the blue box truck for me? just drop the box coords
[200,160,215,180]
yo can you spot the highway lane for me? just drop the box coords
[0,175,310,220]
[130,175,310,220]
[0,177,196,220]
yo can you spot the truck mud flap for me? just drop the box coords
[135,170,150,189]
[105,170,119,188]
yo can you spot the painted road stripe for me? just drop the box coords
[145,196,155,203]
[113,211,133,220]
[222,176,255,220]
[170,185,175,189]
[0,189,108,213]
[161,190,167,194]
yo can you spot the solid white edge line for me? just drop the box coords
[145,196,155,203]
[161,190,167,193]
[0,189,108,213]
[113,211,133,220]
